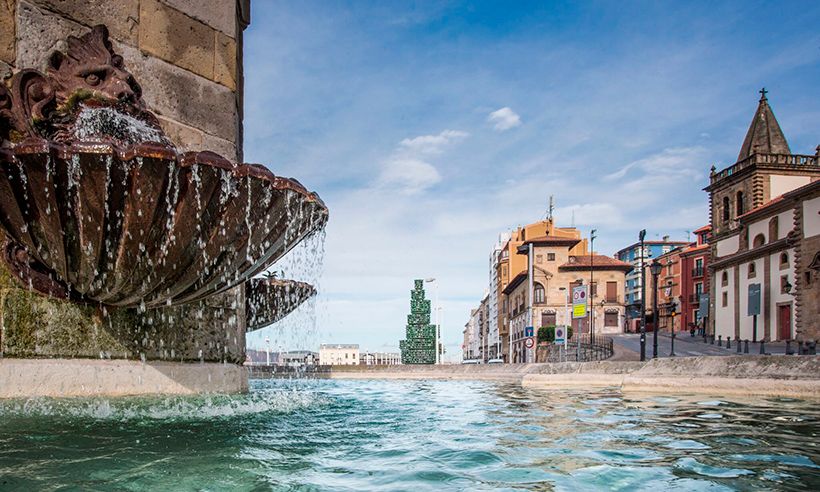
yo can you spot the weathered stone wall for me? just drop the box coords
[1,0,248,161]
[0,263,246,363]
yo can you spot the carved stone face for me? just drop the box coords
[47,25,145,110]
[0,24,166,143]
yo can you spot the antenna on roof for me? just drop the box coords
[547,195,554,222]
[685,230,691,242]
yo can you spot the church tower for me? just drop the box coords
[705,89,819,239]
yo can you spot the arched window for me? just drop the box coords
[533,283,545,304]
[780,252,789,268]
[769,216,779,241]
[736,191,745,216]
[753,234,765,248]
[722,196,730,222]
[748,262,756,278]
[721,271,728,287]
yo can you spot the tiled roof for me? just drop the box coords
[736,195,785,220]
[558,254,633,271]
[692,224,711,234]
[517,235,582,252]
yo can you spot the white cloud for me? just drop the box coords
[378,157,442,194]
[487,107,521,131]
[399,129,469,154]
[375,129,469,193]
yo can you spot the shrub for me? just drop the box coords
[537,325,573,343]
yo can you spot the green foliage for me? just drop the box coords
[400,279,436,364]
[537,325,573,343]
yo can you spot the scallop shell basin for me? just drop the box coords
[0,138,328,308]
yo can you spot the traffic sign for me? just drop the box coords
[554,326,566,344]
[698,293,710,314]
[524,337,534,349]
[525,326,534,337]
[748,283,761,316]
[572,285,588,319]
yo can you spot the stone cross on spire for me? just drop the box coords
[737,89,790,161]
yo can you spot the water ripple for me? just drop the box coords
[0,378,817,490]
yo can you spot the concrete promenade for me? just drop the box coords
[329,356,820,399]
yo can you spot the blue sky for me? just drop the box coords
[243,1,820,357]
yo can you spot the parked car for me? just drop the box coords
[462,359,480,364]
[486,358,504,364]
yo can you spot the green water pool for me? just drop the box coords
[0,378,817,490]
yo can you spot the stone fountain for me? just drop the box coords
[0,26,326,396]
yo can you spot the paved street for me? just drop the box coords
[610,332,792,358]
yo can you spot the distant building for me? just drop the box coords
[706,90,819,342]
[653,226,712,335]
[615,236,690,332]
[359,352,401,365]
[245,349,317,366]
[503,234,632,363]
[319,344,360,365]
[484,218,586,362]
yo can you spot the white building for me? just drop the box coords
[487,233,509,360]
[319,344,360,365]
[359,351,401,365]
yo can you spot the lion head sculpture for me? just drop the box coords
[1,25,168,145]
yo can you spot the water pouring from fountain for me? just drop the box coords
[0,25,327,395]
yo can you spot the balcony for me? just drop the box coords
[692,267,704,278]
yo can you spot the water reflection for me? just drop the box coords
[0,379,817,490]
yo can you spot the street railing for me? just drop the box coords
[539,334,614,362]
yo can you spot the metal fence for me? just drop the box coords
[538,334,614,363]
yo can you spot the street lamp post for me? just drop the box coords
[589,229,596,344]
[639,230,647,362]
[650,259,662,359]
[559,286,569,362]
[425,278,440,364]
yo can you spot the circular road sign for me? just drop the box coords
[555,327,564,339]
[525,337,535,349]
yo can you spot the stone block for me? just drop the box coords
[139,0,215,80]
[201,132,238,163]
[118,43,238,142]
[15,0,88,71]
[0,0,14,63]
[157,115,204,150]
[214,30,237,90]
[28,0,139,45]
[162,0,237,37]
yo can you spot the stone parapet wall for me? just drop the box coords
[328,356,820,398]
[1,0,246,161]
[0,358,248,397]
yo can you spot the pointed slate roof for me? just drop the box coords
[737,88,791,161]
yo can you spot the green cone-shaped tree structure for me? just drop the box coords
[399,279,437,364]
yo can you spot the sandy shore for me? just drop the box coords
[328,355,820,398]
